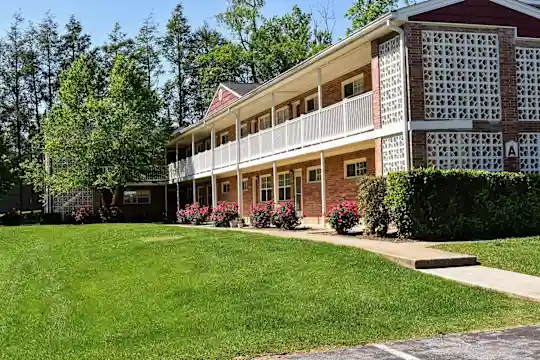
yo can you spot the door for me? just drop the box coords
[294,169,302,214]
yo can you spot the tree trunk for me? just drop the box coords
[112,185,124,206]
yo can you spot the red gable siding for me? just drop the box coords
[410,0,540,38]
[207,86,239,116]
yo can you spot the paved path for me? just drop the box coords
[262,326,540,359]
[421,266,540,302]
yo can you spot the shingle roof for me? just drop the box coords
[222,82,260,96]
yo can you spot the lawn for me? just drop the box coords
[436,237,540,277]
[1,225,540,360]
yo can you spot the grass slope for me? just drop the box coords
[436,237,540,277]
[0,224,539,360]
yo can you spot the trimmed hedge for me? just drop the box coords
[357,176,390,236]
[385,168,540,241]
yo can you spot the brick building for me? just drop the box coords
[47,0,540,222]
[166,0,540,223]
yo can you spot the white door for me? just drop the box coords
[294,169,302,214]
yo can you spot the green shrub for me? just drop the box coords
[357,176,390,236]
[385,168,540,241]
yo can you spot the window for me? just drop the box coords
[344,159,368,179]
[220,132,229,145]
[307,166,322,183]
[196,142,205,154]
[241,123,248,138]
[342,74,364,99]
[276,107,290,125]
[305,94,319,113]
[278,173,292,201]
[221,182,230,194]
[242,178,249,192]
[197,186,206,205]
[260,175,272,202]
[123,190,151,205]
[259,114,272,131]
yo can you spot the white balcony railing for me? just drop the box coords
[169,92,373,183]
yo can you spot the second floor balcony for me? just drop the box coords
[169,92,374,183]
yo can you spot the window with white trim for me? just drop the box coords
[242,178,249,192]
[259,114,272,131]
[220,132,229,145]
[344,159,368,179]
[221,182,230,194]
[342,74,364,99]
[305,94,319,113]
[197,186,206,205]
[276,106,290,125]
[260,175,272,202]
[196,142,205,154]
[307,166,321,183]
[241,123,248,138]
[124,190,151,205]
[278,173,292,201]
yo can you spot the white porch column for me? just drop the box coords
[271,92,275,153]
[320,151,326,219]
[211,124,217,208]
[175,143,180,211]
[273,161,278,206]
[235,114,243,216]
[191,133,196,203]
[317,68,323,110]
[317,68,323,143]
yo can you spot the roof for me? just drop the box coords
[222,83,261,96]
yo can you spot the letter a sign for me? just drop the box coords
[506,140,518,158]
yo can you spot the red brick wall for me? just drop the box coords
[218,149,376,218]
[409,0,540,38]
[207,87,239,116]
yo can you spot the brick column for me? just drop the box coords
[499,28,519,172]
[411,131,427,168]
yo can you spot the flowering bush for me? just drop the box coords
[210,201,239,227]
[325,201,360,235]
[250,201,274,228]
[176,208,187,224]
[98,206,125,223]
[182,202,211,225]
[271,201,301,230]
[71,207,92,224]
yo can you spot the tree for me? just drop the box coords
[41,55,164,205]
[184,24,246,120]
[22,22,43,137]
[37,11,61,112]
[0,12,32,208]
[59,15,91,72]
[103,22,135,69]
[217,0,264,84]
[0,132,14,198]
[252,5,332,80]
[345,0,398,35]
[135,14,162,89]
[162,3,191,127]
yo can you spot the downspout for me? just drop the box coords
[387,20,411,170]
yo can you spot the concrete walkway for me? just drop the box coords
[421,266,540,302]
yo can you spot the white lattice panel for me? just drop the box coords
[519,133,540,172]
[382,135,406,175]
[517,48,540,121]
[52,189,94,216]
[422,31,500,121]
[380,36,404,126]
[426,132,503,171]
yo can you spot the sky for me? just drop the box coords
[0,0,354,46]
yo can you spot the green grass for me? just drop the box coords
[1,225,540,360]
[436,237,540,277]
